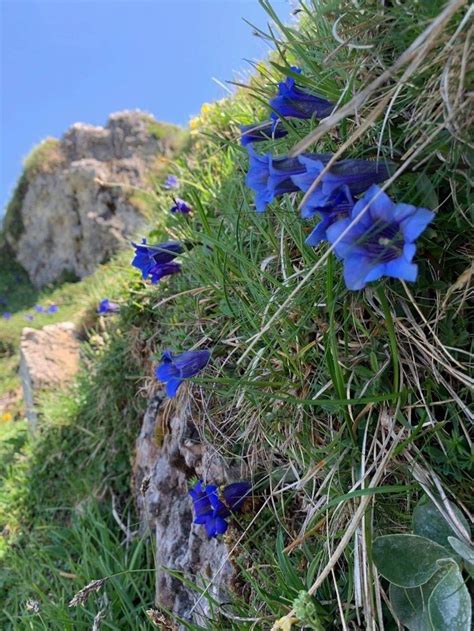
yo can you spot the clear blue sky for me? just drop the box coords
[1,0,292,214]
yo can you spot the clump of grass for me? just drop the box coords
[22,137,64,178]
[0,284,160,628]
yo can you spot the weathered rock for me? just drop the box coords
[4,111,181,287]
[19,322,80,428]
[133,389,243,627]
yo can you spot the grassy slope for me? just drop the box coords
[1,1,472,629]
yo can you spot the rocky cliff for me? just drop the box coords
[2,111,182,287]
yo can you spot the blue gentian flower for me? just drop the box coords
[170,198,192,214]
[131,239,183,281]
[34,304,44,313]
[245,148,334,212]
[47,304,58,314]
[292,155,393,218]
[270,67,334,121]
[189,480,252,539]
[305,189,355,246]
[97,299,120,314]
[164,175,179,190]
[155,349,211,397]
[148,261,181,284]
[240,120,288,146]
[2,312,12,319]
[222,481,252,512]
[326,185,435,290]
[189,482,230,539]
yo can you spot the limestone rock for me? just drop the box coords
[19,322,80,428]
[133,390,242,627]
[4,111,181,287]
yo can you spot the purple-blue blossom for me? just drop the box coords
[270,67,334,121]
[97,299,120,315]
[148,261,181,284]
[246,148,332,213]
[2,312,12,320]
[189,482,230,538]
[155,349,211,398]
[305,189,355,246]
[47,304,58,314]
[170,198,192,214]
[164,175,179,190]
[326,185,434,290]
[189,480,252,539]
[131,239,183,283]
[240,120,288,146]
[292,155,393,218]
[222,481,252,512]
[34,305,44,313]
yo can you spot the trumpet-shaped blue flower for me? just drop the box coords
[47,304,58,314]
[246,148,332,213]
[305,189,355,246]
[270,67,334,121]
[326,185,434,290]
[34,304,44,313]
[148,261,181,284]
[189,480,252,539]
[170,198,192,214]
[164,175,179,190]
[222,481,252,512]
[240,120,288,146]
[2,312,11,320]
[155,349,211,397]
[292,155,393,218]
[189,482,230,538]
[131,239,183,281]
[97,299,120,314]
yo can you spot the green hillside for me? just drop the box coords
[1,1,472,629]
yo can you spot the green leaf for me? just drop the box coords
[428,560,472,630]
[416,173,439,210]
[389,568,448,631]
[412,497,471,560]
[448,537,474,576]
[373,534,453,587]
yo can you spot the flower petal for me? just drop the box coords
[400,208,434,241]
[343,254,381,290]
[155,363,180,382]
[384,258,418,282]
[165,377,182,398]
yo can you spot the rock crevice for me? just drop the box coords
[133,392,242,627]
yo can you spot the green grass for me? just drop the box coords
[1,0,472,628]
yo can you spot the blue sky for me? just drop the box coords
[1,0,292,213]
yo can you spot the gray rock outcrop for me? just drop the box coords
[133,389,245,627]
[19,322,80,429]
[3,111,181,287]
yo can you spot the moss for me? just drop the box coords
[2,138,64,244]
[22,137,64,178]
[1,172,28,242]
